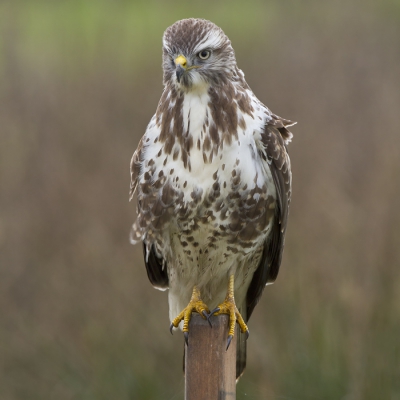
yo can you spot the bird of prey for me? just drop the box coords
[130,18,295,378]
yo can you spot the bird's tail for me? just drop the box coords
[236,305,247,380]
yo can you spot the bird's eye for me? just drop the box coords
[198,50,211,60]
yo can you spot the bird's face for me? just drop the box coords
[162,19,236,91]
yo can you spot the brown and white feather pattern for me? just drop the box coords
[130,19,294,370]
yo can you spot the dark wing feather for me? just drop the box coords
[246,117,294,320]
[143,243,169,289]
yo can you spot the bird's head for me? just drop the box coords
[162,19,236,91]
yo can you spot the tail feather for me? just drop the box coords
[236,305,247,380]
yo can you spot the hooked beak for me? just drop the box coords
[175,55,187,83]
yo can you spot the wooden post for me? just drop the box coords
[184,313,236,400]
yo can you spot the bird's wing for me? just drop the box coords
[130,123,170,290]
[245,115,294,320]
[142,243,169,290]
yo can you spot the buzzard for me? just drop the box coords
[130,18,295,378]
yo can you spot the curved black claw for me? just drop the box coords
[169,323,174,335]
[184,331,189,346]
[202,310,213,327]
[207,306,220,326]
[226,335,233,351]
[208,307,220,317]
[226,329,249,350]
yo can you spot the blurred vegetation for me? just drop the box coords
[1,0,400,399]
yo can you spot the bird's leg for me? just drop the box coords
[208,274,249,350]
[169,285,211,345]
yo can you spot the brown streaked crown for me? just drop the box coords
[162,19,236,87]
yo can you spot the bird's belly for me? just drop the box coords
[166,221,267,323]
[164,154,276,318]
[143,133,277,319]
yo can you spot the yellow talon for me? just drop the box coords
[210,274,249,349]
[169,286,210,345]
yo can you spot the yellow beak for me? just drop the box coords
[175,55,187,69]
[175,55,187,82]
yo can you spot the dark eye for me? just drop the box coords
[198,50,211,60]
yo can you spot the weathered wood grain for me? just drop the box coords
[185,313,236,400]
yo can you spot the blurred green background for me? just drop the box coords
[1,0,400,399]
